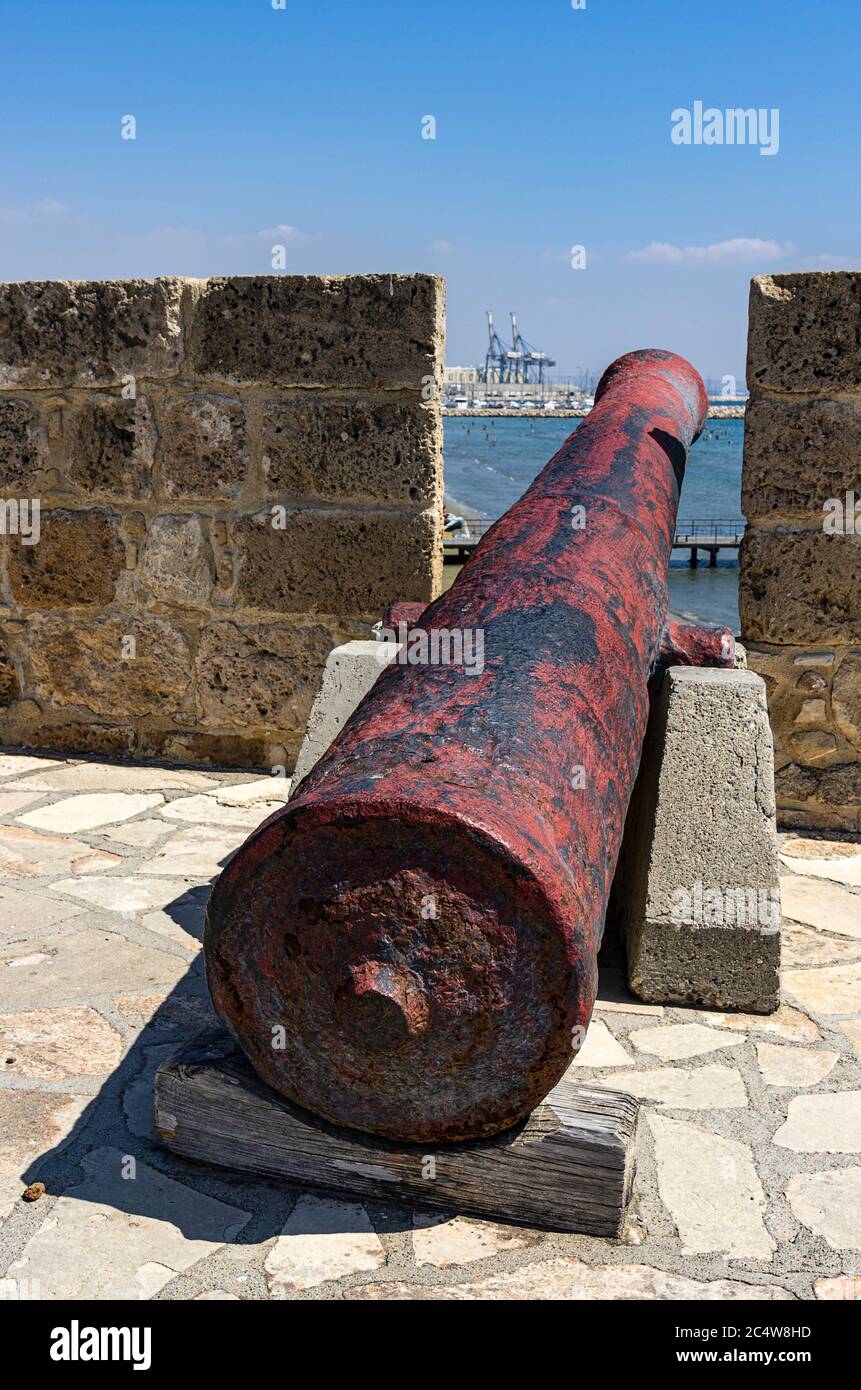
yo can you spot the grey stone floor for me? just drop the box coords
[0,750,859,1301]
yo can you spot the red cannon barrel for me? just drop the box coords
[205,350,711,1143]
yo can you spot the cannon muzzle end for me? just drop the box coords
[205,798,589,1143]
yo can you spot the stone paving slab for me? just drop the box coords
[1,761,220,793]
[0,755,65,777]
[0,1091,89,1222]
[782,922,861,968]
[47,876,197,914]
[0,750,858,1301]
[344,1259,797,1300]
[628,1023,746,1060]
[0,792,45,816]
[0,926,191,1007]
[782,875,861,939]
[786,1169,861,1252]
[19,793,165,834]
[0,1007,123,1081]
[779,842,861,888]
[0,886,84,937]
[160,795,270,830]
[0,825,121,879]
[784,963,861,1015]
[570,1017,634,1067]
[8,1147,250,1300]
[138,826,245,878]
[756,1043,839,1088]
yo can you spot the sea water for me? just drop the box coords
[443,415,744,631]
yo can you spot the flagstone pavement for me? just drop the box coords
[0,749,859,1302]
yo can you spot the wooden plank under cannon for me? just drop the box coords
[155,1031,639,1237]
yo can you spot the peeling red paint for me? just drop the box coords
[205,349,709,1143]
[658,616,735,670]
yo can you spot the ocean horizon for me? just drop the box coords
[443,415,744,632]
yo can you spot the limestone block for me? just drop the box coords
[0,396,47,489]
[740,528,861,644]
[195,619,352,734]
[140,728,287,770]
[188,274,445,390]
[67,393,155,497]
[776,762,861,814]
[615,667,781,1012]
[0,636,18,706]
[260,396,442,506]
[6,509,125,608]
[747,272,861,393]
[833,650,861,750]
[139,514,212,607]
[746,642,861,768]
[775,756,844,802]
[27,611,193,718]
[744,643,861,828]
[156,390,247,498]
[292,639,397,786]
[743,396,861,520]
[234,506,441,614]
[0,717,136,759]
[0,277,191,388]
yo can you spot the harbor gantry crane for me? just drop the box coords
[480,310,556,385]
[508,312,555,385]
[483,311,509,383]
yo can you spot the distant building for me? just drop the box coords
[444,366,479,386]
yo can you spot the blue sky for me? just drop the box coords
[2,0,858,382]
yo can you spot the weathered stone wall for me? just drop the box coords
[741,272,861,830]
[0,275,444,768]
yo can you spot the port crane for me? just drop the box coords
[481,310,555,385]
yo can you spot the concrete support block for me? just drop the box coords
[614,667,781,1014]
[292,639,396,786]
[292,650,781,1013]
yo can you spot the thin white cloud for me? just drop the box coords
[0,199,80,224]
[814,253,861,268]
[258,223,298,239]
[628,237,795,263]
[256,224,324,242]
[431,240,458,254]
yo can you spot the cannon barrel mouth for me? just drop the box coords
[594,348,709,441]
[204,798,592,1143]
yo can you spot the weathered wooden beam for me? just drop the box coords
[155,1032,639,1238]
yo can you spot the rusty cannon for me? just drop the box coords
[205,349,733,1144]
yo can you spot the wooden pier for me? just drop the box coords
[671,518,745,567]
[444,517,745,566]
